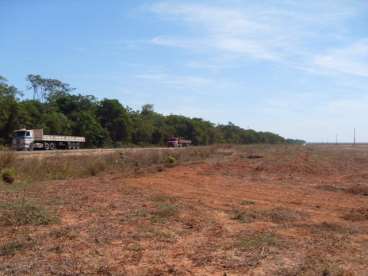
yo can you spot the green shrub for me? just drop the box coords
[1,168,16,184]
[166,155,176,166]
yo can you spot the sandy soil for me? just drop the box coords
[1,145,368,275]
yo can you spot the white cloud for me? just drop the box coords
[151,2,294,61]
[314,39,368,77]
[151,36,204,49]
[135,73,212,90]
[150,1,365,76]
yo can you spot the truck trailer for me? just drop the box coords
[12,129,85,151]
[167,137,192,147]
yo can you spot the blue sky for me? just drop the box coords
[1,0,368,142]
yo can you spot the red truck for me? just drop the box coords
[167,137,192,147]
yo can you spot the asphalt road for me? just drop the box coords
[13,147,195,158]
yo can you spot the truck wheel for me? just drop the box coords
[50,143,55,150]
[44,143,50,150]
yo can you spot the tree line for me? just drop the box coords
[0,74,305,147]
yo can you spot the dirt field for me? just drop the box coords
[1,145,368,275]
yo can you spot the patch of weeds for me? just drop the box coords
[0,236,35,256]
[0,200,58,226]
[345,184,368,196]
[310,222,355,235]
[264,207,306,223]
[0,180,30,193]
[127,242,142,252]
[150,228,176,242]
[96,265,114,276]
[342,208,368,222]
[231,209,258,223]
[88,207,99,213]
[123,208,150,222]
[277,254,346,276]
[151,194,176,203]
[151,203,178,223]
[0,241,26,256]
[316,185,343,192]
[230,207,305,224]
[240,200,256,206]
[1,168,16,184]
[50,227,78,240]
[235,232,279,251]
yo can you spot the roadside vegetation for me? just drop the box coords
[0,146,216,184]
[0,74,304,148]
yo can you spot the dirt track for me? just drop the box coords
[2,145,368,275]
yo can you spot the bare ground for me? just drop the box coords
[1,145,368,275]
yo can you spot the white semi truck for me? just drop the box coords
[12,129,85,151]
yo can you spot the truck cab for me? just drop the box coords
[12,129,34,151]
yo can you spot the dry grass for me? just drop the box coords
[235,231,280,251]
[150,203,179,223]
[2,146,215,184]
[0,149,15,170]
[277,254,347,276]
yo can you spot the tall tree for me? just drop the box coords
[26,74,73,102]
[0,76,21,143]
[97,99,131,144]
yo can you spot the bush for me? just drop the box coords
[1,168,16,184]
[166,155,176,166]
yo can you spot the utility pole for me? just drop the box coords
[354,128,356,145]
[336,134,338,145]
